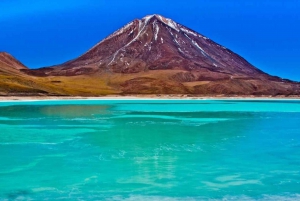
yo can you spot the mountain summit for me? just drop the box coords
[5,14,300,95]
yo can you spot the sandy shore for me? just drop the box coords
[0,95,300,101]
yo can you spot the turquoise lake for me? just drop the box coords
[0,99,300,200]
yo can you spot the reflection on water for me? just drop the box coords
[0,104,110,118]
[0,100,300,200]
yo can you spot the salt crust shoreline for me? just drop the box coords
[0,95,299,102]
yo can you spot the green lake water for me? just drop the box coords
[0,99,299,200]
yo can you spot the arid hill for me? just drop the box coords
[0,52,116,96]
[0,52,47,95]
[1,15,300,96]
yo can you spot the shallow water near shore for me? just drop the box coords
[0,99,300,200]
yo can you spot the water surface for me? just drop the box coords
[0,99,300,200]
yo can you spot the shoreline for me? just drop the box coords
[0,95,300,102]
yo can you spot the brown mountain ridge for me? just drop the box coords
[1,14,300,96]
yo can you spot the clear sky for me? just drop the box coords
[0,0,299,81]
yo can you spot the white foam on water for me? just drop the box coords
[7,194,300,201]
[0,159,41,174]
[31,187,58,193]
[215,174,241,182]
[202,179,262,189]
[111,114,229,123]
[0,142,58,145]
[155,143,204,153]
[84,175,98,183]
[101,194,300,201]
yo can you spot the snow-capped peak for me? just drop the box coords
[141,14,180,32]
[142,14,164,21]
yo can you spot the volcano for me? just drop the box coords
[3,14,300,96]
[35,14,267,77]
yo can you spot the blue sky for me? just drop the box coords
[0,0,299,81]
